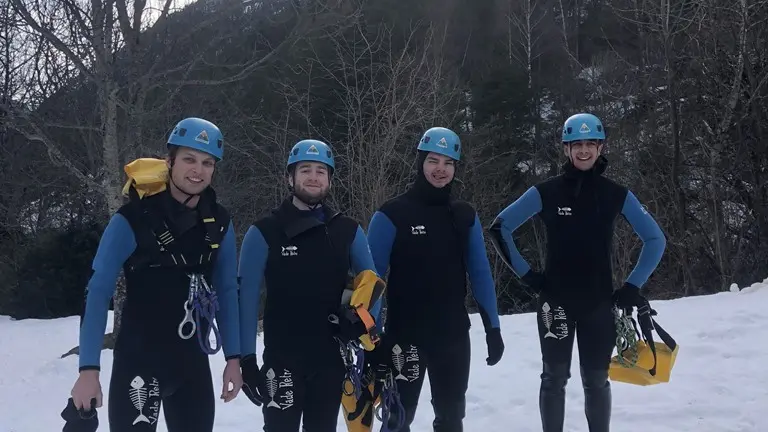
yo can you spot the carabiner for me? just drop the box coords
[199,274,213,294]
[178,300,196,339]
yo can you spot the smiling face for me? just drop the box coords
[289,161,331,206]
[564,140,603,171]
[167,147,215,198]
[422,152,456,188]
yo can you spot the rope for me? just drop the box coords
[193,289,222,355]
[376,371,405,432]
[338,339,365,399]
[613,306,639,367]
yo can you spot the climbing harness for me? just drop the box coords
[375,368,406,432]
[177,273,222,354]
[612,306,639,367]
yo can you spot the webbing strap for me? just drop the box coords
[635,303,677,376]
[128,186,221,269]
[353,305,380,344]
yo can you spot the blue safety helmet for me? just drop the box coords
[167,117,224,160]
[561,113,605,143]
[286,139,335,172]
[417,127,461,161]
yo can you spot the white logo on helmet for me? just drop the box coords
[436,137,448,148]
[195,130,210,144]
[579,123,591,133]
[306,145,320,155]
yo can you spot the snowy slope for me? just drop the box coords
[2,278,767,432]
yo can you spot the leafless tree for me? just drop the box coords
[6,0,358,350]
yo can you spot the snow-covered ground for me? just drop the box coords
[2,278,768,431]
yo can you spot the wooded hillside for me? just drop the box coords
[1,0,766,322]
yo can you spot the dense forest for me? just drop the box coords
[1,0,766,331]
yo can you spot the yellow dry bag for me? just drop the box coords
[339,269,387,432]
[346,269,386,351]
[121,158,169,199]
[609,304,679,386]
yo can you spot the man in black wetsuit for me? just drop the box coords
[362,127,505,432]
[488,113,667,432]
[238,139,382,431]
[67,117,242,432]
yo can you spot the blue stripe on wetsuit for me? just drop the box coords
[365,211,397,323]
[493,186,543,278]
[79,213,137,370]
[621,191,666,289]
[238,225,268,358]
[349,224,383,329]
[350,225,377,275]
[211,221,242,359]
[466,214,501,329]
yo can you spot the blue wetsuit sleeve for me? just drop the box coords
[488,186,542,277]
[365,211,396,322]
[349,224,384,328]
[238,225,268,357]
[211,220,241,360]
[350,225,377,275]
[621,191,666,289]
[79,213,137,370]
[466,213,501,330]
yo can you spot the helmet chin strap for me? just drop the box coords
[296,195,322,210]
[292,186,326,210]
[169,166,202,206]
[289,172,328,210]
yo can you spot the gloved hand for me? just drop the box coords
[241,354,268,407]
[61,397,98,432]
[521,270,545,293]
[333,304,370,342]
[485,327,505,366]
[613,282,648,310]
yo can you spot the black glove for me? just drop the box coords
[241,354,268,407]
[613,282,648,310]
[61,397,98,432]
[333,305,370,342]
[485,327,505,366]
[521,270,545,293]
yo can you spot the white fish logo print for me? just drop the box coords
[129,376,150,425]
[541,302,557,339]
[392,344,407,381]
[265,368,281,409]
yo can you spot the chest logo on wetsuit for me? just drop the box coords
[280,245,298,257]
[557,207,572,216]
[410,225,427,235]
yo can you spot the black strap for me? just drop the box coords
[632,302,677,376]
[127,185,222,269]
[197,193,223,263]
